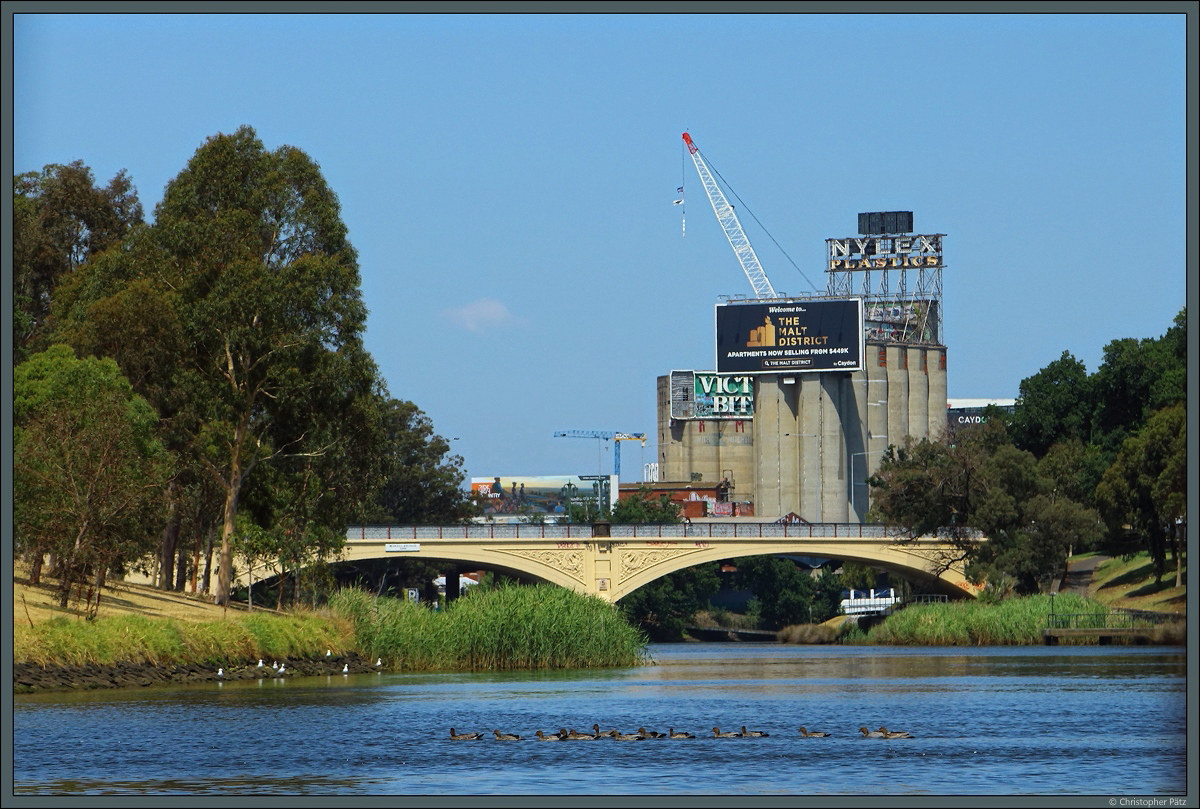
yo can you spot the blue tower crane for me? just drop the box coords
[554,430,647,478]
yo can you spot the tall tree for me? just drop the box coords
[1095,403,1187,587]
[13,161,143,363]
[149,127,381,605]
[1089,317,1185,458]
[367,398,474,524]
[14,346,171,607]
[869,423,1101,594]
[1007,350,1092,458]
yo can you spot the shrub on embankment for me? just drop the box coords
[854,593,1120,646]
[331,583,648,670]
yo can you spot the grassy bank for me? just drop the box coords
[850,592,1185,646]
[14,581,648,673]
[1086,552,1186,614]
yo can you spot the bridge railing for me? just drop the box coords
[345,523,920,541]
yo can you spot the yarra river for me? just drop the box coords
[11,644,1188,797]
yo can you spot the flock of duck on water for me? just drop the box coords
[450,724,914,741]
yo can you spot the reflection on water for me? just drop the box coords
[13,644,1186,795]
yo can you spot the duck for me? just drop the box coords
[668,728,696,739]
[450,728,483,740]
[741,725,769,737]
[608,729,643,741]
[562,728,595,740]
[535,730,563,741]
[637,727,664,739]
[712,727,743,738]
[493,729,521,740]
[798,727,831,737]
[879,726,913,739]
[859,726,885,738]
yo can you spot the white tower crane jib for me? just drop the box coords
[682,132,779,300]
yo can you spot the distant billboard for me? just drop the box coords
[864,299,940,345]
[469,475,618,518]
[715,298,864,374]
[669,370,754,420]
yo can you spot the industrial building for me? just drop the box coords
[656,136,949,523]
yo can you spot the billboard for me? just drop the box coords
[669,370,754,420]
[469,475,617,518]
[715,298,864,374]
[864,299,940,345]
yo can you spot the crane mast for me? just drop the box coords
[682,132,779,299]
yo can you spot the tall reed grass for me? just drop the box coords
[330,583,648,670]
[859,593,1111,646]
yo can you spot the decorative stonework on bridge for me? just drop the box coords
[234,523,980,602]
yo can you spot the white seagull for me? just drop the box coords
[257,659,264,668]
[375,658,382,667]
[342,664,349,674]
[217,667,224,678]
[326,649,332,657]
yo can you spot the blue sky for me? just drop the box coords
[11,11,1189,484]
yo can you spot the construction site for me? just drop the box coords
[650,132,950,523]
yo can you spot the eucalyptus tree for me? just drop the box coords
[143,126,387,605]
[368,398,475,525]
[13,161,143,364]
[51,126,386,605]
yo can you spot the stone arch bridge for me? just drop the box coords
[233,523,980,603]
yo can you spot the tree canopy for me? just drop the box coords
[14,346,172,608]
[20,127,470,608]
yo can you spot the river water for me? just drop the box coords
[11,644,1188,797]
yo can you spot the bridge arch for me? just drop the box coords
[231,524,979,603]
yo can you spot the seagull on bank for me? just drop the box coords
[257,659,264,668]
[217,667,224,678]
[278,663,286,674]
[375,658,382,667]
[342,663,349,674]
[272,661,279,670]
[326,649,332,658]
